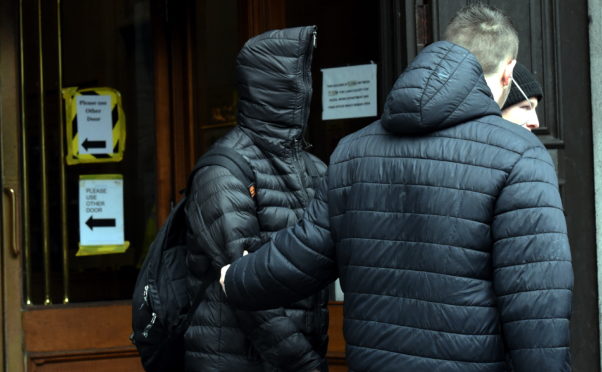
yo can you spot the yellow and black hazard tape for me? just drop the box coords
[62,86,126,165]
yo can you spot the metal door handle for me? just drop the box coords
[4,188,19,257]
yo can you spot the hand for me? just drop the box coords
[220,251,247,295]
[219,264,230,295]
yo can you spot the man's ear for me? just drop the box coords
[501,59,517,87]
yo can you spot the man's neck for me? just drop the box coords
[484,73,505,108]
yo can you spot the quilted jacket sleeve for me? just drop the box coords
[491,146,573,371]
[225,178,338,310]
[186,165,261,271]
[186,165,323,371]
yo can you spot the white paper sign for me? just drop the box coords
[322,64,377,120]
[334,278,344,301]
[79,176,124,246]
[76,95,113,154]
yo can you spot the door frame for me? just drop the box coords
[0,0,25,371]
[589,0,602,370]
[153,0,199,224]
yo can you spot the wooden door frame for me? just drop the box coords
[0,0,25,371]
[153,0,199,224]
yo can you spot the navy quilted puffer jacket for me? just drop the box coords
[225,41,574,372]
[184,26,328,372]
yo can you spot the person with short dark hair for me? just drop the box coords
[502,62,544,131]
[221,3,572,372]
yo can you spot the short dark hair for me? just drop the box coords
[444,3,519,75]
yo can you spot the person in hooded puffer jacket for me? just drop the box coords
[221,4,573,372]
[184,26,328,372]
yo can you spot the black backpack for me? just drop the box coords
[130,146,257,372]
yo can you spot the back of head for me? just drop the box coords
[444,3,518,75]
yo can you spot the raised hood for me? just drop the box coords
[236,25,316,153]
[381,41,501,135]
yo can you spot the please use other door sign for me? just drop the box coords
[77,174,129,256]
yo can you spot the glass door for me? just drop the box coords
[17,0,158,370]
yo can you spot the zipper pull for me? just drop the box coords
[291,138,302,160]
[302,137,313,150]
[140,284,149,310]
[142,312,157,338]
[312,31,317,49]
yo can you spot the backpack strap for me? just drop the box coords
[186,146,256,198]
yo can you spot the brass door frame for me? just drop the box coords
[0,0,25,371]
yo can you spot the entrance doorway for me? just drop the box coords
[1,1,595,371]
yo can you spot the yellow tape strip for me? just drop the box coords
[79,174,123,180]
[63,86,126,165]
[76,241,130,256]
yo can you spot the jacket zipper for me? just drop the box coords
[292,138,310,206]
[300,29,316,130]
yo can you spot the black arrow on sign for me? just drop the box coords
[82,138,106,151]
[86,216,116,230]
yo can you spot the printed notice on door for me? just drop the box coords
[76,95,113,154]
[77,174,129,256]
[63,86,126,164]
[321,64,377,120]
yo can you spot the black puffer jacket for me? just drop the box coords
[184,26,328,372]
[225,41,574,372]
